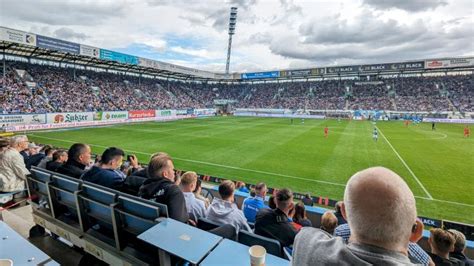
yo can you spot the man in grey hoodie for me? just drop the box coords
[293,167,418,265]
[206,180,251,233]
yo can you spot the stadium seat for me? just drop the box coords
[238,230,282,258]
[197,217,222,231]
[112,194,168,262]
[28,167,53,214]
[113,194,168,247]
[76,183,118,248]
[48,174,81,226]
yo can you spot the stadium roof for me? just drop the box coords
[1,26,473,82]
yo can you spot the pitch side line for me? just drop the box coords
[376,126,434,200]
[28,134,346,188]
[414,196,474,208]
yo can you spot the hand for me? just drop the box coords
[129,154,139,168]
[410,219,424,243]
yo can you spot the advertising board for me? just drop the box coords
[94,111,128,121]
[0,27,36,46]
[128,110,156,119]
[0,114,46,126]
[241,71,280,79]
[36,35,80,54]
[46,112,94,124]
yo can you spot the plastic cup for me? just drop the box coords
[249,245,266,266]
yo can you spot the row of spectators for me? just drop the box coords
[1,62,473,114]
[1,136,472,265]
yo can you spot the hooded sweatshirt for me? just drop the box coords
[138,177,188,223]
[293,227,415,266]
[206,197,251,233]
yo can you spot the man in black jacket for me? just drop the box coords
[57,143,91,178]
[254,188,297,247]
[46,150,68,172]
[138,153,188,223]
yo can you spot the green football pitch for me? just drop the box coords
[27,116,474,224]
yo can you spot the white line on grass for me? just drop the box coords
[376,126,434,200]
[28,134,346,188]
[30,134,474,208]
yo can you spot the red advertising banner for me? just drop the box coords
[128,110,156,119]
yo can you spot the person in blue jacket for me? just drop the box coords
[243,182,269,223]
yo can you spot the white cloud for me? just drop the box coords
[1,0,472,72]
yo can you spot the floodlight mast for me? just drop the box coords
[225,7,238,76]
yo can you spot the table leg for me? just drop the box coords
[158,248,171,266]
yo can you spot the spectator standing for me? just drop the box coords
[0,135,30,192]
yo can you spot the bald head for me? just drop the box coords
[343,167,416,253]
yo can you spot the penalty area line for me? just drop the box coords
[376,126,433,200]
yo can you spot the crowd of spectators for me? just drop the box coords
[1,136,473,265]
[1,61,473,114]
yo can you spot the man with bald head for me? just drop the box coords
[293,167,419,265]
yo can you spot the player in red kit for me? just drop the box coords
[404,120,409,127]
[324,126,329,138]
[464,125,470,138]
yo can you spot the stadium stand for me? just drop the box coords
[1,61,473,114]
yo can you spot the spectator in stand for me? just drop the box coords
[193,179,210,208]
[242,182,269,223]
[81,147,129,190]
[46,150,68,172]
[26,144,46,170]
[57,143,91,179]
[37,146,55,169]
[320,211,337,234]
[0,138,10,152]
[254,188,298,247]
[179,171,207,222]
[449,229,474,266]
[138,153,188,223]
[334,201,347,225]
[236,181,249,193]
[0,135,30,192]
[302,193,313,206]
[207,180,251,232]
[293,167,426,265]
[268,195,277,209]
[294,202,312,227]
[428,228,463,265]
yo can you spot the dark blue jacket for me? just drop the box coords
[81,165,125,190]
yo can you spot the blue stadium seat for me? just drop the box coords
[77,183,118,248]
[112,194,168,262]
[238,230,282,258]
[28,167,53,214]
[197,217,221,231]
[48,174,81,225]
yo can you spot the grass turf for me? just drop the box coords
[27,116,474,224]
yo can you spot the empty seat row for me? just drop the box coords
[27,166,169,264]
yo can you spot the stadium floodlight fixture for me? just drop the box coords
[225,6,238,75]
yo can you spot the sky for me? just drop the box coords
[1,0,473,73]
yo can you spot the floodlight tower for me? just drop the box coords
[225,7,238,75]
